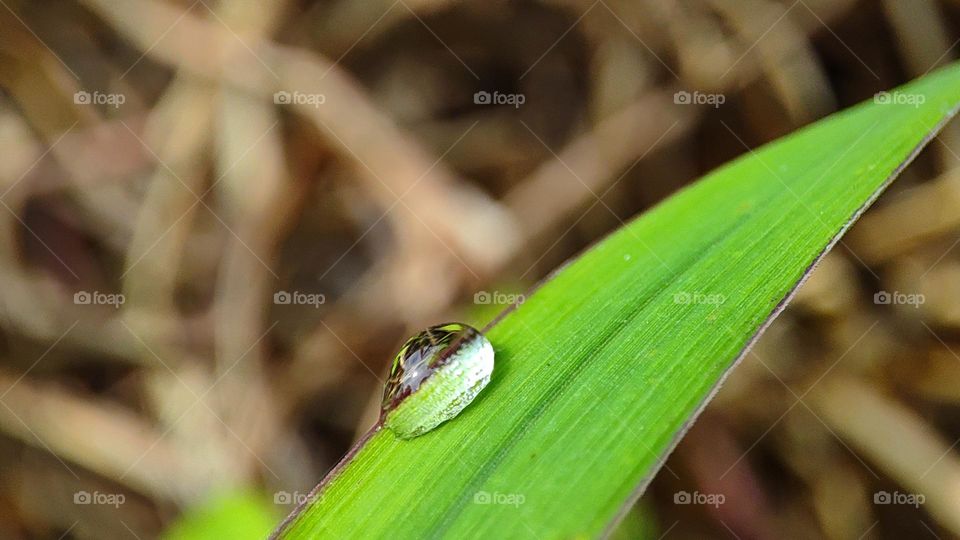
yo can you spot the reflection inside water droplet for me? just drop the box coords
[381,322,494,438]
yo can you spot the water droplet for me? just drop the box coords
[381,322,494,439]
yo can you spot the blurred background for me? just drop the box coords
[1,0,960,538]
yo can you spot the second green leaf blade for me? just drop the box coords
[278,64,960,539]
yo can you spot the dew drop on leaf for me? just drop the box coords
[381,322,494,439]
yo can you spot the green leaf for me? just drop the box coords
[163,491,277,540]
[275,65,960,538]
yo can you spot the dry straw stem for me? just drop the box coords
[706,0,836,122]
[0,369,208,503]
[813,377,960,535]
[80,0,519,277]
[209,0,295,476]
[849,168,960,264]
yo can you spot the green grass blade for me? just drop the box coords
[276,64,960,539]
[164,491,277,540]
